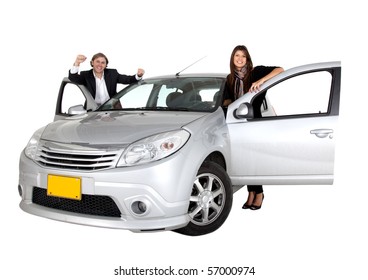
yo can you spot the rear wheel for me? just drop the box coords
[175,161,233,236]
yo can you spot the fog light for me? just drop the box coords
[18,185,23,197]
[131,201,148,215]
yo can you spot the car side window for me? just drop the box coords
[263,71,332,117]
[61,83,87,114]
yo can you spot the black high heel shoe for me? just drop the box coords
[242,191,255,209]
[250,193,264,210]
[242,202,252,209]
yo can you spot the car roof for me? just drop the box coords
[143,73,228,80]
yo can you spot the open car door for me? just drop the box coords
[54,78,98,121]
[226,61,341,186]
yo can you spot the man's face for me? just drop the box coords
[91,57,107,74]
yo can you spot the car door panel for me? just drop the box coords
[227,116,337,185]
[226,62,341,186]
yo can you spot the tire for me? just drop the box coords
[175,161,233,236]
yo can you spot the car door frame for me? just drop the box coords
[54,78,98,121]
[225,61,341,186]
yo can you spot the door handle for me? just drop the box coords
[310,129,334,138]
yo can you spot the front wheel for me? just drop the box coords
[175,161,233,236]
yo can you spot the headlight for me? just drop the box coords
[117,130,190,167]
[24,127,44,160]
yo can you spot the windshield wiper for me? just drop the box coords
[167,107,189,111]
[124,106,189,111]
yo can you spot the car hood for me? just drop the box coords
[41,111,206,144]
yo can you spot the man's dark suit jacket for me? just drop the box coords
[68,68,138,99]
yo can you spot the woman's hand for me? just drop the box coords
[250,79,264,92]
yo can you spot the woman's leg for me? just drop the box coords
[242,185,260,209]
[248,185,263,193]
[242,186,255,209]
[250,185,264,210]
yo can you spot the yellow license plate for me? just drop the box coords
[47,175,81,200]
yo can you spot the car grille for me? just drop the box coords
[32,187,122,217]
[35,140,124,171]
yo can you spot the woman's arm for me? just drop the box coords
[250,67,284,92]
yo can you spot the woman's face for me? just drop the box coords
[233,50,247,70]
[91,56,107,74]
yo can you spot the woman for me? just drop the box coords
[223,45,284,210]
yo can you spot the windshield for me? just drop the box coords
[98,76,225,112]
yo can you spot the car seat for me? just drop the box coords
[166,91,183,107]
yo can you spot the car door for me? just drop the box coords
[54,78,97,121]
[226,61,341,186]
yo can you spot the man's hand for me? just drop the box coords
[137,68,145,78]
[74,55,87,67]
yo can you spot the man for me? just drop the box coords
[69,53,145,105]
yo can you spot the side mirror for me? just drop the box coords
[68,104,87,115]
[234,103,254,119]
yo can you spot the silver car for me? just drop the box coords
[18,61,341,236]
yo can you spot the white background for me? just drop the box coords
[1,0,367,279]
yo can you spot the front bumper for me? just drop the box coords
[18,151,193,232]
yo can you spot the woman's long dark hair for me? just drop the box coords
[227,45,253,93]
